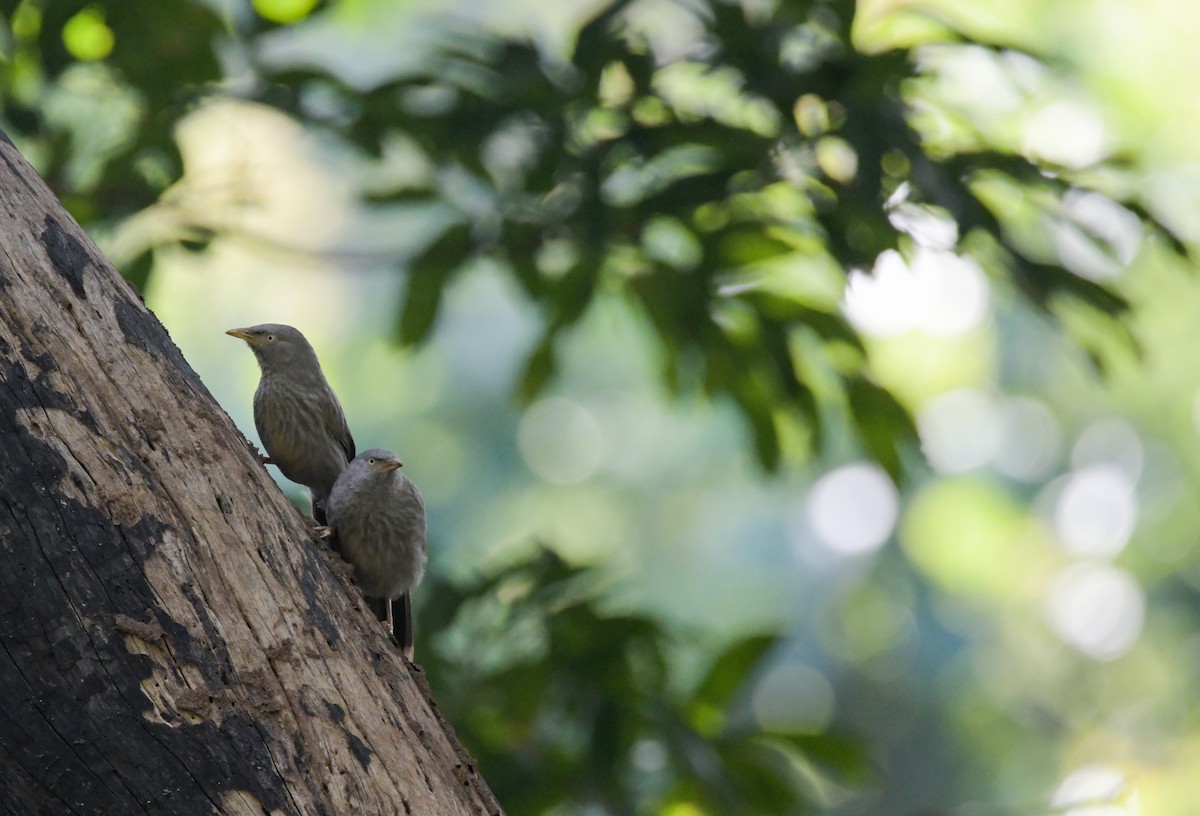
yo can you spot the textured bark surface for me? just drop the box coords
[0,132,501,815]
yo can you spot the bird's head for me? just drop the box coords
[226,323,315,370]
[350,448,404,480]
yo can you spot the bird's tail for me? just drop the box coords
[397,593,414,660]
[368,595,414,660]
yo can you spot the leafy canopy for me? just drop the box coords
[1,0,1180,474]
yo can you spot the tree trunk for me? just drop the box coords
[0,132,502,815]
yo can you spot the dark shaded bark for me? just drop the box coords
[0,132,501,816]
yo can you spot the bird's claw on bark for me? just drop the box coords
[310,524,332,540]
[246,440,274,465]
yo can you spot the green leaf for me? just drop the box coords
[178,226,216,254]
[845,375,915,481]
[120,250,153,292]
[716,228,798,266]
[630,264,714,345]
[397,222,473,345]
[363,187,437,205]
[1011,256,1129,315]
[732,375,782,471]
[773,731,870,780]
[549,254,602,328]
[516,333,557,403]
[1123,199,1190,258]
[743,294,864,350]
[573,0,639,88]
[719,736,807,812]
[690,635,779,711]
[253,0,320,25]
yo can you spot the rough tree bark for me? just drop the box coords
[0,133,502,815]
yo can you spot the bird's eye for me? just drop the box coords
[266,334,275,342]
[368,457,376,465]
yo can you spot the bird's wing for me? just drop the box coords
[251,389,275,453]
[323,389,356,462]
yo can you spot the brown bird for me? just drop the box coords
[326,448,427,658]
[226,323,355,524]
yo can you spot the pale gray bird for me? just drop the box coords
[226,323,355,524]
[326,448,427,657]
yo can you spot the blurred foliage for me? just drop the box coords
[420,548,863,815]
[1,0,1184,475]
[0,0,219,227]
[1,2,1193,815]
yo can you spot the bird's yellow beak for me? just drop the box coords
[226,328,255,343]
[381,459,403,472]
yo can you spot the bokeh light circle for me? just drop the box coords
[1047,563,1144,660]
[807,463,899,556]
[751,662,835,735]
[518,397,605,485]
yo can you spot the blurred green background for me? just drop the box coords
[4,0,1200,812]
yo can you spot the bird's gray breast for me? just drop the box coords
[327,477,427,600]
